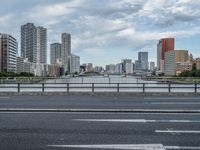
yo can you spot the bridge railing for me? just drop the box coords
[0,83,199,93]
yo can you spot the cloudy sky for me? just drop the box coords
[1,0,200,66]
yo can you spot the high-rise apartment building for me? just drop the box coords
[115,63,123,74]
[61,33,71,73]
[16,56,24,73]
[122,59,133,74]
[105,64,116,74]
[21,23,36,62]
[21,23,47,64]
[138,52,148,70]
[157,38,175,72]
[135,60,142,72]
[36,26,47,64]
[164,50,188,76]
[0,34,17,72]
[68,54,80,74]
[50,43,61,64]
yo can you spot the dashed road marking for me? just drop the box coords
[47,144,200,149]
[0,97,10,99]
[151,102,200,105]
[75,119,200,123]
[155,130,200,134]
[144,97,200,100]
[164,146,200,149]
[47,144,166,150]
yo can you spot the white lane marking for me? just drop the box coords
[0,111,200,116]
[0,112,200,115]
[165,146,200,149]
[156,130,200,134]
[0,108,200,113]
[144,97,200,100]
[75,119,200,123]
[151,102,200,105]
[47,144,166,150]
[76,119,147,123]
[0,97,9,99]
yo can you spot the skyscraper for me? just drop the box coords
[36,26,47,64]
[0,34,17,72]
[138,52,148,71]
[50,43,61,64]
[21,23,36,63]
[21,23,47,64]
[61,33,71,73]
[157,38,175,72]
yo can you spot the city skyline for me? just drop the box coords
[1,0,200,66]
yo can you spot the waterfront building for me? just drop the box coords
[69,54,80,74]
[122,59,133,74]
[164,50,188,76]
[138,52,148,70]
[21,23,36,62]
[176,62,192,75]
[23,58,36,75]
[106,64,116,74]
[135,60,142,72]
[157,38,175,72]
[21,23,47,64]
[115,63,123,74]
[50,43,61,64]
[36,26,47,64]
[94,66,103,73]
[190,59,200,70]
[61,33,71,74]
[0,33,17,72]
[16,56,24,73]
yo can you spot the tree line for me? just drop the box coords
[0,72,35,77]
[179,63,200,77]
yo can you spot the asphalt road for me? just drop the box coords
[0,95,200,110]
[0,95,200,150]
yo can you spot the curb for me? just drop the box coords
[0,109,200,113]
[0,92,200,96]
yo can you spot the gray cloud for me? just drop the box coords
[1,0,200,64]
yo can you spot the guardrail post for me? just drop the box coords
[109,77,111,84]
[67,83,69,92]
[42,83,45,92]
[18,83,20,93]
[195,84,197,93]
[92,83,94,93]
[168,83,171,93]
[117,83,119,93]
[143,83,145,93]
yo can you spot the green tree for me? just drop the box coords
[179,70,190,77]
[192,63,197,72]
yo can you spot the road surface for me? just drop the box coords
[0,95,200,150]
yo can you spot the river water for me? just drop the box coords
[0,76,198,93]
[44,75,156,84]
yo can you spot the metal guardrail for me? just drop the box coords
[0,83,199,93]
